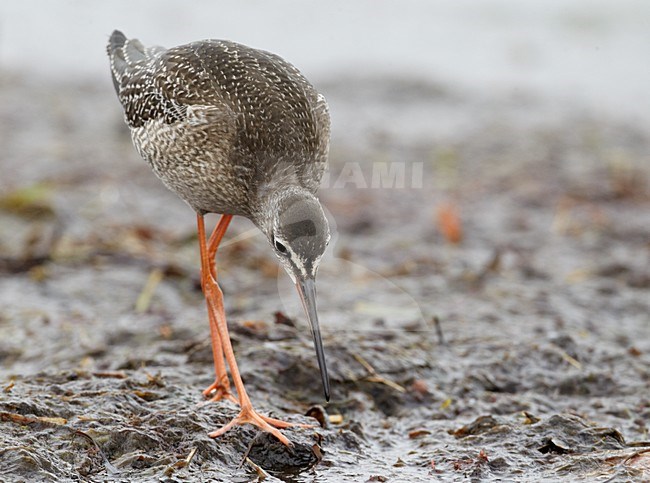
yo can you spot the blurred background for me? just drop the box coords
[1,1,649,481]
[1,0,648,330]
[2,0,650,118]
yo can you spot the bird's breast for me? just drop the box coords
[130,118,252,215]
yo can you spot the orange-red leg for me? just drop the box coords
[201,214,236,404]
[207,214,232,274]
[202,302,237,404]
[197,215,310,446]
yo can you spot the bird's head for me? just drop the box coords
[270,190,330,282]
[259,186,331,400]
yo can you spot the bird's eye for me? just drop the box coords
[274,239,288,255]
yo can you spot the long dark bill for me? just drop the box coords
[296,277,331,401]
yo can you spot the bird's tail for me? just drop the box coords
[107,30,163,95]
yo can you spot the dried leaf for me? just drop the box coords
[329,414,344,425]
[312,444,323,461]
[522,411,540,425]
[135,268,164,313]
[408,429,431,439]
[38,416,67,425]
[436,202,462,244]
[0,183,55,218]
[305,405,328,428]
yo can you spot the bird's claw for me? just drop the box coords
[209,406,309,446]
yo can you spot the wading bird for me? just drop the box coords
[107,31,331,446]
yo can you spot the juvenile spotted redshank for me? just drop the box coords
[107,30,331,446]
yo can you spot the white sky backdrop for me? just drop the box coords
[0,0,649,121]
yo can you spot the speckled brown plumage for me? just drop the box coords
[107,30,330,222]
[106,31,333,410]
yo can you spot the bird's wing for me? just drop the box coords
[109,33,237,130]
[107,30,165,96]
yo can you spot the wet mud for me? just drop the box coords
[1,73,649,482]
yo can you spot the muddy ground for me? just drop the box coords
[0,72,649,482]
